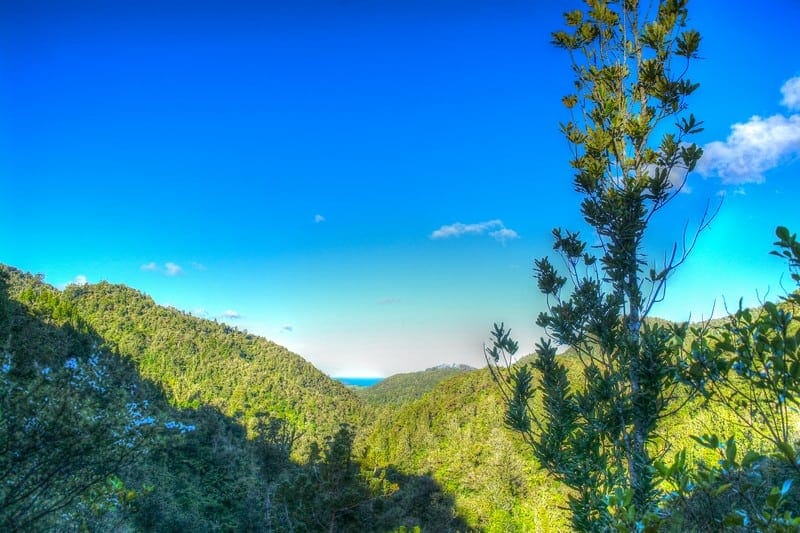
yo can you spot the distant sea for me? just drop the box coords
[334,377,384,388]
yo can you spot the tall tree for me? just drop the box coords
[487,0,707,529]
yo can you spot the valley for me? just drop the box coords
[4,263,795,531]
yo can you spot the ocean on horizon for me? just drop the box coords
[335,377,384,388]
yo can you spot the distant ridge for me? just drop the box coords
[358,364,474,407]
[425,363,475,372]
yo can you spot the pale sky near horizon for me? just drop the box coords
[2,1,799,377]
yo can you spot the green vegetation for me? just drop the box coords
[0,266,465,531]
[483,1,799,530]
[62,280,365,452]
[2,231,798,531]
[362,368,571,530]
[358,365,474,408]
[488,0,708,527]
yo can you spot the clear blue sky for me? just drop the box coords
[2,1,799,376]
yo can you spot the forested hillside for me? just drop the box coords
[0,265,466,531]
[362,368,569,531]
[3,258,799,531]
[358,365,473,408]
[61,280,364,451]
[357,347,786,531]
[1,266,266,529]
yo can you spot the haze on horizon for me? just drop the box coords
[2,0,799,377]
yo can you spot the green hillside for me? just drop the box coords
[60,279,364,448]
[362,368,571,531]
[0,265,268,529]
[4,260,798,531]
[0,265,465,531]
[358,365,475,407]
[359,344,795,531]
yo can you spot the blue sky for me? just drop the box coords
[2,1,799,376]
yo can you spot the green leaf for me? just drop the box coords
[712,483,732,497]
[725,439,737,466]
[724,511,745,526]
[766,487,781,508]
[775,441,797,464]
[741,451,763,468]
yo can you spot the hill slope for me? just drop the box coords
[362,367,571,530]
[2,265,465,531]
[1,265,268,529]
[360,346,760,530]
[358,365,475,407]
[61,280,365,446]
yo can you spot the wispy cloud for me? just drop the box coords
[190,261,207,271]
[378,297,401,305]
[164,262,183,276]
[431,219,519,244]
[223,309,241,319]
[141,261,188,276]
[431,220,501,239]
[697,76,800,185]
[314,214,325,223]
[489,227,519,244]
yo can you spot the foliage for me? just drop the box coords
[0,267,155,530]
[271,423,379,531]
[0,264,465,531]
[62,281,366,452]
[364,369,572,530]
[125,405,265,531]
[5,242,797,532]
[656,227,800,530]
[654,435,800,531]
[687,299,800,457]
[487,0,707,528]
[268,422,468,532]
[359,366,474,409]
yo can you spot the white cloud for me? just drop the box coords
[430,219,519,243]
[697,76,800,185]
[314,214,325,223]
[378,297,401,305]
[223,309,241,319]
[698,114,800,184]
[489,227,519,244]
[190,261,207,271]
[780,76,800,111]
[164,262,183,276]
[68,274,88,286]
[140,262,158,272]
[431,219,500,239]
